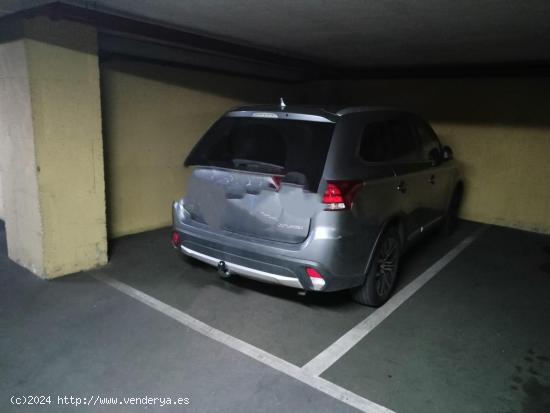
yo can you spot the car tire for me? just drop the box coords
[441,186,462,236]
[352,227,401,307]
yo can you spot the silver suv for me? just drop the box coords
[172,105,462,306]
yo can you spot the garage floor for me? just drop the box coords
[1,220,549,413]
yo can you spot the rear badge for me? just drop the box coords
[252,112,278,118]
[277,223,304,230]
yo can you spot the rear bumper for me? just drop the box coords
[179,244,325,290]
[174,226,330,291]
[172,199,378,292]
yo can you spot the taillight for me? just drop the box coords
[269,176,282,191]
[322,180,362,211]
[306,267,326,291]
[171,231,181,248]
[306,267,323,278]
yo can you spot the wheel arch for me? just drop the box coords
[361,214,405,282]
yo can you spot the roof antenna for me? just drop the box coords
[280,97,286,110]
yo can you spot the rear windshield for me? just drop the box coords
[185,117,335,191]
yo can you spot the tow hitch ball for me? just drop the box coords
[217,261,231,278]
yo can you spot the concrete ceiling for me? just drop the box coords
[2,0,550,68]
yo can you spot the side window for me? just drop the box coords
[359,122,388,162]
[415,119,441,161]
[386,119,420,162]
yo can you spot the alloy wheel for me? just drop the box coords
[374,237,399,296]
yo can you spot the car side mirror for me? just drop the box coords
[428,148,443,166]
[441,145,453,161]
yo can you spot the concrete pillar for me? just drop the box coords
[0,174,4,220]
[0,16,107,278]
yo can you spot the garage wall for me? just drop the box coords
[101,66,550,238]
[25,17,108,277]
[0,122,4,221]
[0,17,108,278]
[308,78,550,234]
[0,36,44,274]
[0,161,4,220]
[100,60,304,238]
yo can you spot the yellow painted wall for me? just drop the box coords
[102,65,550,237]
[100,59,303,238]
[0,148,4,219]
[0,16,107,277]
[0,172,3,220]
[309,78,550,233]
[25,17,107,277]
[0,33,45,275]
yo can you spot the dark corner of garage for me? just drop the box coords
[1,2,549,413]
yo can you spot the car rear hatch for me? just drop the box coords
[183,111,335,244]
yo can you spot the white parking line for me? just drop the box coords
[93,226,485,412]
[302,225,487,377]
[93,273,395,413]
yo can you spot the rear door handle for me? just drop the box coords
[428,174,435,185]
[397,181,407,193]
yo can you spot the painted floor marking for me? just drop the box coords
[93,273,395,413]
[302,225,486,376]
